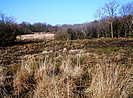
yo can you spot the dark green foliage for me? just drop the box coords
[0,24,20,46]
[0,12,20,47]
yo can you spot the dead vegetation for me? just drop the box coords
[15,33,55,42]
[0,38,133,97]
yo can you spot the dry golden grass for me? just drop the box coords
[1,38,133,97]
[12,53,92,97]
[16,33,55,42]
[85,55,133,98]
[12,51,133,97]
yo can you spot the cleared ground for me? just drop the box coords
[0,38,133,97]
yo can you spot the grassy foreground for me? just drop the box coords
[0,38,133,97]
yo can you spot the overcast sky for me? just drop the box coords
[0,0,132,26]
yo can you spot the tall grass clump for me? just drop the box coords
[0,66,6,97]
[85,55,133,98]
[12,50,133,97]
[33,54,89,97]
[13,59,35,97]
[13,53,89,97]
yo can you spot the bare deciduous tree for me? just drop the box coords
[119,2,133,16]
[119,2,133,37]
[94,0,120,38]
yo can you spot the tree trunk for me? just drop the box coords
[111,22,113,38]
[105,33,107,38]
[129,31,131,38]
[97,32,100,38]
[118,30,120,38]
[125,30,127,37]
[128,25,132,38]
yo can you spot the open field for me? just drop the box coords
[0,38,133,97]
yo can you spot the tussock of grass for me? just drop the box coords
[85,55,133,97]
[1,38,133,97]
[12,51,133,97]
[12,53,94,97]
[13,64,34,96]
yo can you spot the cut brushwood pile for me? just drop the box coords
[15,33,55,42]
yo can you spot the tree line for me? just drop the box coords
[0,0,132,46]
[0,13,59,46]
[56,1,133,40]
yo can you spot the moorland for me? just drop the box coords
[0,38,133,97]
